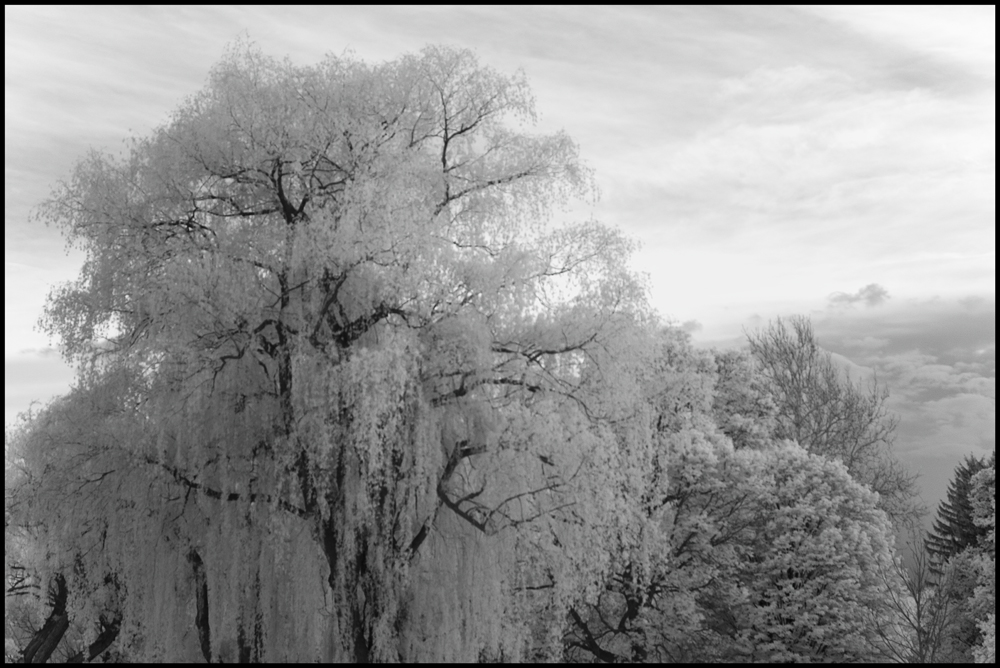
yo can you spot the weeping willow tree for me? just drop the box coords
[7,41,654,662]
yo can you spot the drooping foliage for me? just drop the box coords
[10,40,652,662]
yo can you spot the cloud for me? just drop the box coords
[839,335,890,351]
[4,353,76,427]
[816,297,995,363]
[680,319,703,334]
[879,352,995,401]
[806,297,995,475]
[615,49,992,327]
[897,392,996,458]
[15,347,61,359]
[828,351,877,385]
[828,283,890,307]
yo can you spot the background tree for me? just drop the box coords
[564,439,907,663]
[729,445,903,663]
[896,452,995,663]
[925,453,992,570]
[969,457,995,663]
[872,524,972,662]
[14,40,652,662]
[745,315,920,526]
[560,327,907,663]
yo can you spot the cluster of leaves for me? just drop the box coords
[5,41,926,664]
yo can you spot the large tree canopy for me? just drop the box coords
[12,41,652,662]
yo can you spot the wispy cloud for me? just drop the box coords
[6,7,993,329]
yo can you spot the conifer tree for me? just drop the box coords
[926,453,991,570]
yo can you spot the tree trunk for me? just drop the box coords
[20,574,69,664]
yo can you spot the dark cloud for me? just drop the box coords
[813,297,994,478]
[817,297,995,367]
[828,283,890,307]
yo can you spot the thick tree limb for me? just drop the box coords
[19,574,69,664]
[65,610,122,663]
[188,550,212,663]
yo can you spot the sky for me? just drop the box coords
[4,6,995,524]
